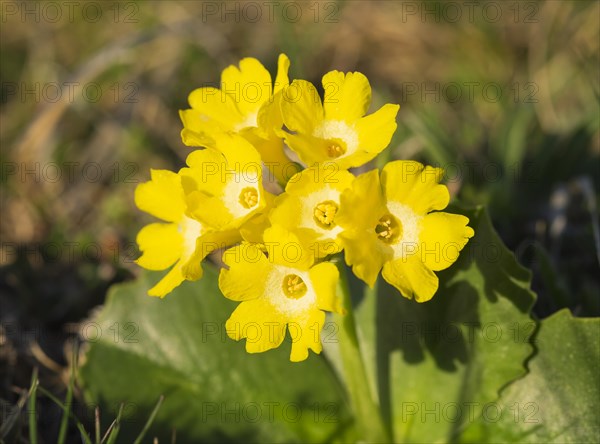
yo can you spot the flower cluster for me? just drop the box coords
[135,54,474,361]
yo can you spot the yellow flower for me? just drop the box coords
[219,226,344,362]
[269,166,354,258]
[280,71,400,169]
[134,169,221,297]
[180,54,296,182]
[239,209,272,245]
[179,134,269,231]
[337,161,474,302]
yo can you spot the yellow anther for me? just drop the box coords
[282,274,307,299]
[326,142,346,158]
[375,214,402,243]
[239,187,258,209]
[313,200,338,229]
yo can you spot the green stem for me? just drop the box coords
[333,262,390,443]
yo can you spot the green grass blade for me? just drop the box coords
[0,389,28,439]
[95,407,101,444]
[58,343,78,444]
[37,386,92,444]
[132,395,164,444]
[28,368,38,444]
[104,404,124,444]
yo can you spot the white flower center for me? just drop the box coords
[180,216,204,260]
[265,266,316,320]
[313,120,359,158]
[385,201,422,260]
[222,169,261,219]
[233,111,258,131]
[299,186,344,240]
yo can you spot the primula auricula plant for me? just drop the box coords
[134,54,474,363]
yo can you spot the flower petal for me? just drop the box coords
[239,192,275,243]
[221,57,272,115]
[420,212,474,271]
[337,169,385,231]
[270,195,305,237]
[136,223,182,271]
[147,261,186,298]
[181,138,266,229]
[382,254,439,303]
[181,228,241,280]
[274,53,291,94]
[282,132,331,166]
[135,169,185,223]
[322,70,371,122]
[225,299,287,354]
[340,230,387,288]
[381,160,450,215]
[179,109,217,147]
[269,197,329,256]
[183,146,225,170]
[187,86,242,130]
[263,225,313,270]
[285,165,354,195]
[219,243,272,301]
[335,169,391,286]
[289,309,325,362]
[355,103,399,154]
[184,190,232,228]
[281,80,323,133]
[240,213,271,244]
[242,128,293,183]
[309,262,343,314]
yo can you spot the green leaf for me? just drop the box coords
[79,267,353,443]
[347,206,537,442]
[460,309,600,443]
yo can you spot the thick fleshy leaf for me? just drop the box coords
[460,309,600,443]
[79,267,353,443]
[325,206,537,442]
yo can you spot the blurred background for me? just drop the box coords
[1,0,598,441]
